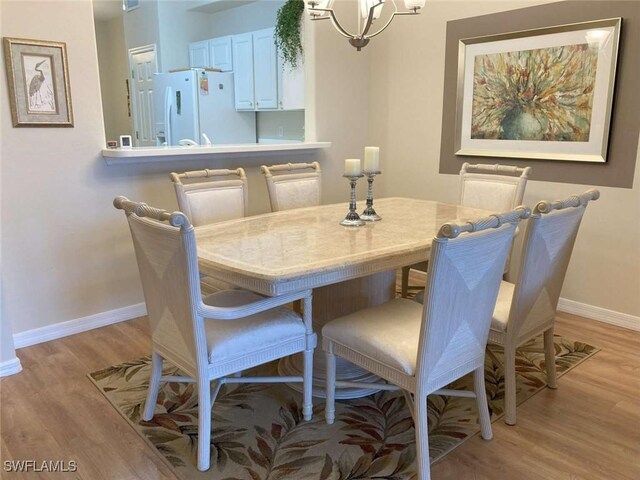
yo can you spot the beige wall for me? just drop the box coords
[369,0,640,317]
[0,2,19,370]
[0,0,370,336]
[2,0,635,344]
[206,0,284,37]
[95,16,132,141]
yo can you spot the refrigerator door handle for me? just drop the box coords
[164,86,173,146]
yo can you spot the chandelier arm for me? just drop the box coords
[309,7,354,38]
[365,10,419,39]
[360,0,385,38]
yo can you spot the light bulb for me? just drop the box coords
[360,0,384,20]
[404,0,426,10]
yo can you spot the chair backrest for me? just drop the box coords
[507,189,599,339]
[170,168,248,227]
[261,162,321,212]
[416,206,531,391]
[114,196,206,375]
[459,162,531,212]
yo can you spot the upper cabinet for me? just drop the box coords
[278,54,304,111]
[189,36,233,72]
[252,28,278,110]
[232,27,304,112]
[209,36,233,72]
[232,32,255,110]
[189,40,209,68]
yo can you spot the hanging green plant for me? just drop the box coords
[275,0,305,69]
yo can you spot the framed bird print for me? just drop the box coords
[3,38,73,127]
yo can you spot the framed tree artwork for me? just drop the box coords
[455,18,621,162]
[3,37,74,127]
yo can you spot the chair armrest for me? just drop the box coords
[196,290,312,320]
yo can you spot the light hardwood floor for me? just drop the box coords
[1,300,638,479]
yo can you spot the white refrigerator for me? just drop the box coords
[153,69,256,146]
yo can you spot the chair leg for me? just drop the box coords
[325,349,336,425]
[302,346,313,421]
[544,327,557,389]
[504,345,517,426]
[197,377,212,471]
[414,392,431,480]
[401,266,410,298]
[473,366,493,441]
[142,352,163,421]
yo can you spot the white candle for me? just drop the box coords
[364,146,380,172]
[344,158,362,176]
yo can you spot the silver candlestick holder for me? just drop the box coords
[340,174,365,227]
[361,170,382,222]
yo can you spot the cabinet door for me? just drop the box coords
[232,33,255,110]
[189,40,209,68]
[209,36,232,72]
[252,28,278,110]
[277,52,305,110]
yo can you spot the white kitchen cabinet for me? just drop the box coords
[277,53,305,110]
[189,36,232,71]
[252,28,278,110]
[189,40,209,68]
[232,32,255,110]
[231,27,304,112]
[209,36,232,72]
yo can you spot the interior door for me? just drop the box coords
[128,45,158,147]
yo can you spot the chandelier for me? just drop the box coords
[307,0,426,50]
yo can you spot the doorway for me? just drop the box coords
[128,44,158,147]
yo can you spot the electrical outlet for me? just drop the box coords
[278,126,284,137]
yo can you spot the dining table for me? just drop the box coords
[195,197,493,399]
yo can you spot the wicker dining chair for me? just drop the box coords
[488,189,599,425]
[401,162,531,297]
[261,162,321,212]
[323,206,531,480]
[170,168,248,294]
[170,168,248,227]
[114,196,316,472]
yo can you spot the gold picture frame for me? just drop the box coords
[455,18,621,163]
[3,37,74,127]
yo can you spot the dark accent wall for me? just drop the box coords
[439,1,639,188]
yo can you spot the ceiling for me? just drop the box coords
[93,0,262,22]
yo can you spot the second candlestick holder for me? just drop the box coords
[361,170,381,222]
[340,174,365,227]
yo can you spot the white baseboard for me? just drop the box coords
[9,296,638,350]
[0,357,23,377]
[558,297,640,331]
[13,303,147,349]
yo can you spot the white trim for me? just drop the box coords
[9,296,638,350]
[558,297,640,331]
[0,357,22,377]
[13,303,147,349]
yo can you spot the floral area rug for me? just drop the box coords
[89,336,597,480]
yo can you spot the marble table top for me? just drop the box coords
[196,197,493,295]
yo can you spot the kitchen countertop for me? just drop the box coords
[102,141,331,165]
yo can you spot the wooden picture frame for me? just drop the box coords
[455,18,621,163]
[3,37,73,127]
